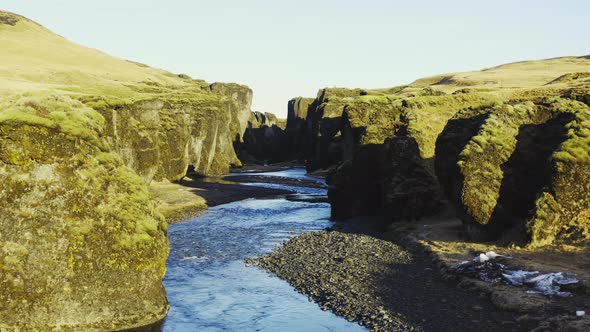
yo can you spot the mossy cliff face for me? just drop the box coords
[210,82,254,135]
[327,92,498,222]
[0,95,169,330]
[0,12,254,330]
[305,56,590,246]
[87,83,252,182]
[436,98,590,245]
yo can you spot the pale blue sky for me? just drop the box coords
[3,1,589,117]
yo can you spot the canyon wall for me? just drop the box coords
[288,58,590,246]
[0,11,252,330]
[0,94,170,330]
[88,82,252,182]
[235,111,289,164]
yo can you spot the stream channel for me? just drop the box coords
[161,168,366,331]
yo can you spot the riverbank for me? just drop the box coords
[150,174,294,224]
[251,213,590,331]
[160,167,366,331]
[250,220,521,331]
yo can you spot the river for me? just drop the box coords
[161,168,366,331]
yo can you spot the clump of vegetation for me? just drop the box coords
[0,11,20,26]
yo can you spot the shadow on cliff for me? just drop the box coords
[435,113,490,214]
[435,111,575,244]
[234,125,292,165]
[308,116,344,171]
[329,125,444,227]
[487,112,574,244]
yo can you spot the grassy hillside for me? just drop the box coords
[0,11,201,99]
[402,56,590,95]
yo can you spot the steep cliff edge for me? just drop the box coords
[86,81,252,182]
[0,94,169,330]
[0,11,251,330]
[291,56,590,246]
[0,12,252,182]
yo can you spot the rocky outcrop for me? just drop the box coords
[0,11,254,330]
[86,82,253,183]
[311,57,590,246]
[286,97,315,161]
[328,92,499,223]
[436,98,590,245]
[0,95,169,330]
[306,88,366,170]
[235,111,289,164]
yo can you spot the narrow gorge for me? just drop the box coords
[1,9,590,332]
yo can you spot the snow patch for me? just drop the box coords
[454,251,579,297]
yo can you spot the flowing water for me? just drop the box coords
[162,168,366,331]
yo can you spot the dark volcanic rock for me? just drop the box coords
[235,111,289,164]
[327,144,388,220]
[328,128,443,223]
[286,97,315,161]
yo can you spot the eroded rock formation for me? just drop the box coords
[0,95,169,330]
[327,93,497,223]
[292,57,590,247]
[436,98,590,245]
[0,11,253,330]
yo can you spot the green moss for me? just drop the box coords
[457,102,538,225]
[552,102,590,163]
[0,94,108,150]
[0,105,169,329]
[404,93,502,160]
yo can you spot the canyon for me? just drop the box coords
[1,9,590,331]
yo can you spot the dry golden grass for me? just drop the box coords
[0,11,194,99]
[407,56,590,94]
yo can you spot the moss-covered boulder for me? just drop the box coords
[436,99,590,245]
[0,94,169,330]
